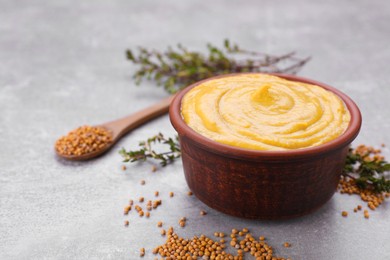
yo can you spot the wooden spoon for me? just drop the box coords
[55,95,175,161]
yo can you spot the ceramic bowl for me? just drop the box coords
[169,73,361,219]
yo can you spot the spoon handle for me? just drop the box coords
[102,95,175,139]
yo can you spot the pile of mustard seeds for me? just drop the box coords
[150,227,290,260]
[55,125,112,156]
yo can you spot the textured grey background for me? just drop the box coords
[1,0,390,259]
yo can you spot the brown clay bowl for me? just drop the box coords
[169,73,362,219]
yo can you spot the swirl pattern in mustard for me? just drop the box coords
[181,74,351,151]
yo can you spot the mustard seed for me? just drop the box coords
[341,211,348,217]
[157,221,163,227]
[124,205,131,215]
[121,165,126,171]
[139,197,144,203]
[283,242,291,248]
[124,220,129,226]
[140,248,145,257]
[155,191,159,197]
[145,212,150,218]
[151,165,157,172]
[187,191,193,196]
[140,180,146,185]
[169,192,174,197]
[200,210,207,216]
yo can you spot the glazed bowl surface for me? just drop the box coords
[169,73,361,219]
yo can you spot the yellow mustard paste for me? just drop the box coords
[181,74,351,151]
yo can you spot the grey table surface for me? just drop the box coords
[1,0,390,259]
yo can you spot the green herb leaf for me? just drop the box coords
[343,148,390,193]
[119,133,181,167]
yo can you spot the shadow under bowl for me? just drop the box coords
[169,73,362,219]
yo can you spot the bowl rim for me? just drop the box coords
[169,73,362,161]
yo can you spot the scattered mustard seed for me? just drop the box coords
[179,217,186,227]
[154,191,159,197]
[124,205,131,215]
[284,242,291,248]
[139,197,144,203]
[169,192,174,197]
[121,165,126,171]
[152,200,162,209]
[157,221,163,227]
[342,211,348,217]
[187,191,193,196]
[151,165,157,172]
[140,248,145,257]
[124,220,129,226]
[167,226,173,236]
[140,180,146,185]
[145,212,150,218]
[200,210,207,216]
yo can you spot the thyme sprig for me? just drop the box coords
[119,133,181,166]
[126,39,310,94]
[343,147,390,193]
